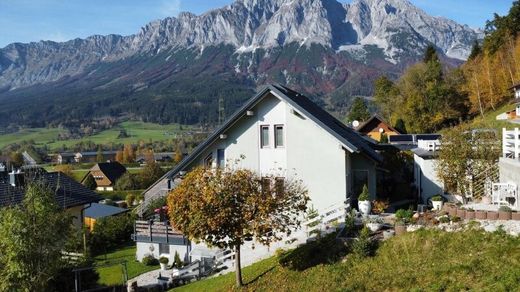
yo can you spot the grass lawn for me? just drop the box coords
[0,121,192,151]
[173,229,520,291]
[95,245,158,286]
[469,102,516,131]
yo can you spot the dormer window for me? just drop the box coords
[260,125,270,148]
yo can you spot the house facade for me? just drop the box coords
[412,139,444,203]
[142,85,381,214]
[134,85,382,265]
[356,115,401,142]
[82,162,127,191]
[496,83,520,121]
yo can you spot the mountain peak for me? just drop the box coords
[0,0,481,91]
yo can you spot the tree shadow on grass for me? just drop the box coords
[244,266,276,286]
[277,233,349,271]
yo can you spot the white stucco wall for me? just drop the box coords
[136,242,191,265]
[181,93,375,212]
[414,155,444,203]
[499,157,520,185]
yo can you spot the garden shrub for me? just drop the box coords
[142,255,159,266]
[352,226,376,258]
[88,214,135,255]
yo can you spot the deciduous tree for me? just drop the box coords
[0,182,73,291]
[167,166,309,287]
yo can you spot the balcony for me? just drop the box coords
[132,220,189,245]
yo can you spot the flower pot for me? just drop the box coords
[394,224,407,236]
[359,200,371,216]
[475,210,487,220]
[487,211,498,220]
[367,223,382,232]
[456,209,465,218]
[512,212,520,221]
[498,211,512,220]
[160,263,168,271]
[465,210,475,220]
[432,201,443,211]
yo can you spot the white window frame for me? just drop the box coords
[260,125,270,148]
[274,124,285,148]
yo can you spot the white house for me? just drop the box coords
[412,138,444,203]
[496,82,520,121]
[134,84,383,265]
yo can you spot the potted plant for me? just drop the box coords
[394,218,407,235]
[366,217,383,232]
[159,257,169,271]
[465,208,475,220]
[358,185,371,216]
[372,199,389,215]
[498,206,512,220]
[431,195,444,211]
[475,209,487,220]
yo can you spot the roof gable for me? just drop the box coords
[356,115,400,134]
[93,162,127,183]
[144,85,382,194]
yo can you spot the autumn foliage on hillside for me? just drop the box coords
[462,1,520,116]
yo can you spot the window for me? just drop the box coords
[204,154,214,168]
[260,125,270,148]
[275,125,284,148]
[159,243,170,255]
[217,149,225,168]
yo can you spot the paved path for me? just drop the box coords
[131,268,173,288]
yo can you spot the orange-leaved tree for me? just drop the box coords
[167,166,309,287]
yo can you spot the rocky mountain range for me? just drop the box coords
[0,0,482,127]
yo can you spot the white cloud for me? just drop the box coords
[160,0,182,17]
[40,31,72,43]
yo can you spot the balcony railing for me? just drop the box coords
[503,128,520,160]
[132,220,189,245]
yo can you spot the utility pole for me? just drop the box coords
[218,96,225,125]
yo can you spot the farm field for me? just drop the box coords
[0,121,194,150]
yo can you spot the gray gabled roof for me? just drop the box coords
[143,84,382,194]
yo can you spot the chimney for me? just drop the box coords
[9,170,25,187]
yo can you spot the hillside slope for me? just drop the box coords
[172,229,520,291]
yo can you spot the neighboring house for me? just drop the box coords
[82,162,127,191]
[57,152,76,164]
[356,115,401,142]
[496,82,520,121]
[412,139,444,203]
[0,167,101,228]
[84,203,129,231]
[75,151,118,163]
[494,128,520,209]
[134,84,382,264]
[22,151,38,166]
[136,152,175,164]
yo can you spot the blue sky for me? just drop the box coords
[0,0,514,48]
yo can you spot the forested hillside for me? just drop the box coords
[369,1,520,133]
